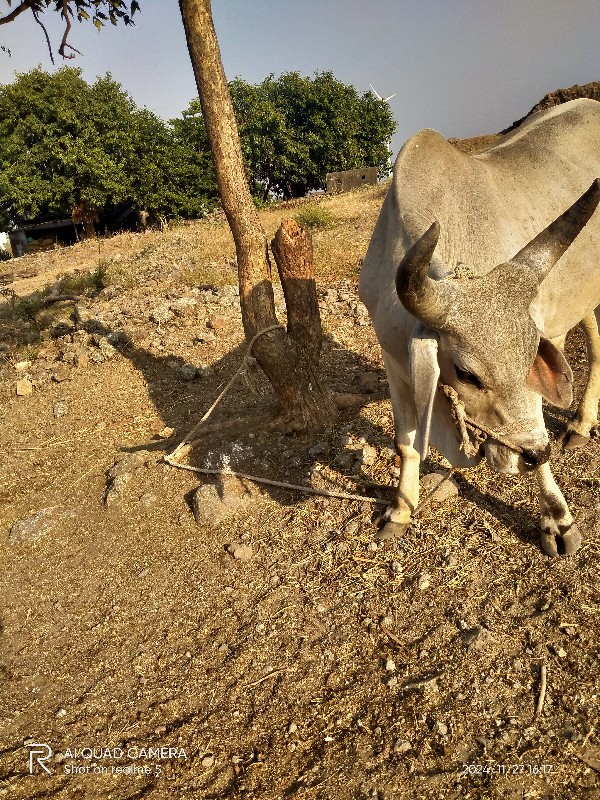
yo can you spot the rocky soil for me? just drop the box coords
[0,186,599,800]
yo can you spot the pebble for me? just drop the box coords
[201,755,215,768]
[10,508,55,544]
[309,441,330,458]
[227,543,254,561]
[53,401,68,418]
[434,720,448,736]
[15,360,31,371]
[287,722,298,735]
[358,444,378,466]
[16,378,33,396]
[395,740,412,754]
[208,315,228,334]
[180,363,197,381]
[357,372,380,393]
[150,306,174,324]
[385,659,396,672]
[419,471,459,503]
[56,708,67,718]
[332,451,355,470]
[194,331,217,344]
[416,572,431,590]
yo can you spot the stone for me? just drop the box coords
[95,337,118,359]
[357,444,378,465]
[16,378,33,396]
[53,401,68,418]
[309,441,330,459]
[419,472,459,503]
[14,360,31,371]
[10,508,55,544]
[104,474,131,506]
[227,543,254,561]
[394,740,412,754]
[461,626,493,651]
[385,659,396,672]
[201,755,215,768]
[170,297,198,316]
[358,372,380,393]
[207,315,228,334]
[149,306,174,325]
[180,363,197,381]
[194,331,217,344]
[192,476,259,527]
[416,572,431,590]
[434,720,448,736]
[51,367,71,383]
[333,451,356,471]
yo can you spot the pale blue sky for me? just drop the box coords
[1,1,599,157]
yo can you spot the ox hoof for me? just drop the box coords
[561,430,589,450]
[541,523,582,558]
[375,521,410,542]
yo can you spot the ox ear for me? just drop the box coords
[409,324,440,459]
[527,337,573,409]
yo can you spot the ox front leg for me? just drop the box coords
[563,312,600,448]
[376,444,421,540]
[376,351,421,541]
[536,461,581,557]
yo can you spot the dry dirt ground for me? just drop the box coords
[1,185,599,800]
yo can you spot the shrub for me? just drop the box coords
[294,205,336,231]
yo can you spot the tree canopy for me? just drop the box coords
[0,66,215,227]
[177,71,396,200]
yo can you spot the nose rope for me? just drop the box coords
[438,383,525,457]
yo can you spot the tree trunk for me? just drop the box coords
[271,218,322,368]
[178,0,334,430]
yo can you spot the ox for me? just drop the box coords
[359,99,600,557]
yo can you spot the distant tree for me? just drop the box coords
[178,71,396,200]
[0,67,214,228]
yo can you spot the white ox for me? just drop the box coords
[359,98,600,557]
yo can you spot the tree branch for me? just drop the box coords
[32,6,54,65]
[58,0,82,59]
[0,0,33,26]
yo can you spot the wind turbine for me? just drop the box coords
[369,83,397,104]
[369,84,397,168]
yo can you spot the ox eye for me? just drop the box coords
[455,365,484,389]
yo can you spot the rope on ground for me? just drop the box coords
[164,325,458,512]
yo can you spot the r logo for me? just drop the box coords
[28,743,52,775]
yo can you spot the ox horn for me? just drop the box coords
[396,221,449,327]
[511,178,600,280]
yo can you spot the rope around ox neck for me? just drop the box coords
[438,383,525,457]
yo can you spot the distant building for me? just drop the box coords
[8,219,84,258]
[326,167,378,194]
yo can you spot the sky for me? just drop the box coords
[0,0,599,158]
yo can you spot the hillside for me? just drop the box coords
[450,80,600,154]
